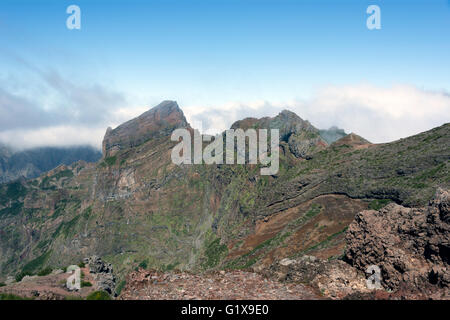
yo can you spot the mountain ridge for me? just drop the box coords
[0,101,448,296]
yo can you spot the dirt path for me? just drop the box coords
[119,269,322,300]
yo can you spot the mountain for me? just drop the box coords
[0,101,448,297]
[319,126,348,144]
[0,145,102,184]
[231,110,328,159]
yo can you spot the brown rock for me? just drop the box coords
[345,188,450,296]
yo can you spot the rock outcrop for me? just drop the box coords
[345,188,449,297]
[264,189,449,299]
[102,100,189,157]
[231,110,328,159]
[265,256,369,299]
[331,133,371,148]
[84,256,116,296]
[319,126,347,144]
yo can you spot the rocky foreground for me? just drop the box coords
[119,269,320,300]
[1,189,448,300]
[265,188,450,299]
[0,101,448,300]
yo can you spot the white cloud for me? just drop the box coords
[186,84,450,143]
[1,82,449,149]
[0,125,106,150]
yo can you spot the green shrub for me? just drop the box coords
[64,295,84,300]
[78,261,86,268]
[102,156,117,167]
[0,293,33,300]
[15,271,33,282]
[138,260,148,269]
[37,267,53,276]
[0,282,6,287]
[81,281,92,287]
[115,280,126,296]
[368,199,392,210]
[22,251,51,274]
[202,238,228,269]
[86,291,111,300]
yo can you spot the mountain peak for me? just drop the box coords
[102,100,189,157]
[231,109,327,158]
[332,133,371,148]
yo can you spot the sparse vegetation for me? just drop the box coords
[138,260,148,269]
[37,267,52,276]
[368,199,392,210]
[21,251,51,275]
[0,293,33,300]
[81,281,93,287]
[86,290,111,300]
[202,238,228,269]
[115,280,126,296]
[15,271,32,282]
[101,155,117,167]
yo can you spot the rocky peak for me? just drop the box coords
[332,133,371,148]
[319,126,347,144]
[231,109,327,159]
[102,100,189,157]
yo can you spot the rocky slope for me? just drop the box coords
[119,269,320,300]
[0,145,101,184]
[265,189,449,299]
[0,100,448,300]
[344,188,449,298]
[0,255,116,300]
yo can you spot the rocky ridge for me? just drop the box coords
[265,189,450,299]
[0,101,448,300]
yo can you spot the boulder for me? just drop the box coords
[345,188,450,296]
[85,256,116,296]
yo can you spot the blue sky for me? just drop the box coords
[0,0,450,148]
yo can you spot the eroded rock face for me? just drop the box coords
[265,256,369,299]
[102,100,189,157]
[345,188,450,294]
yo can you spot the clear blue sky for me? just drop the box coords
[0,0,449,148]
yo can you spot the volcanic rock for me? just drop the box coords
[345,188,450,296]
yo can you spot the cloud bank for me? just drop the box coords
[186,84,450,144]
[1,77,449,150]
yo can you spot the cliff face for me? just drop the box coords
[102,100,189,157]
[0,101,448,292]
